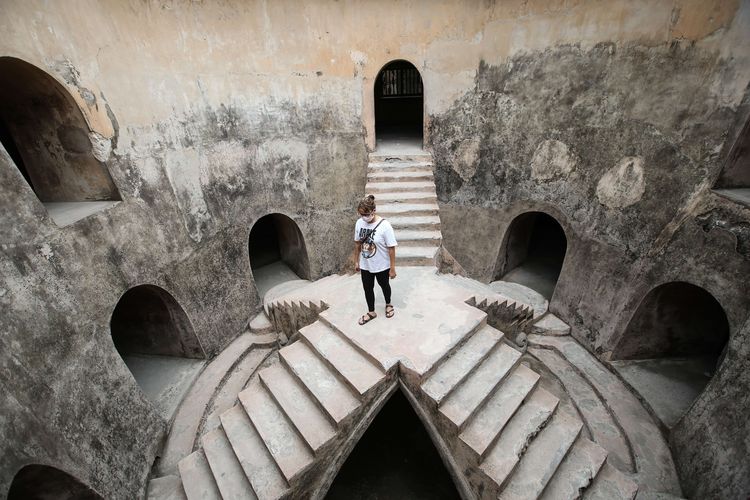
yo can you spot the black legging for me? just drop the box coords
[361,269,391,312]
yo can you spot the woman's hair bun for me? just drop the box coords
[366,194,375,202]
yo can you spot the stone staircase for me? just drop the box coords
[149,316,395,500]
[367,151,441,267]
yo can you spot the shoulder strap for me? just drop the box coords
[373,219,385,231]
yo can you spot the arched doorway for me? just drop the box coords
[611,282,730,428]
[374,60,423,150]
[0,57,121,226]
[494,212,567,299]
[249,214,311,297]
[110,285,206,419]
[7,464,103,500]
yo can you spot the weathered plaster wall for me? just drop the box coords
[0,0,749,498]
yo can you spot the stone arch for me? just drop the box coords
[613,281,729,362]
[494,211,568,300]
[7,463,103,500]
[0,57,121,208]
[248,213,311,297]
[611,281,730,427]
[373,59,424,148]
[110,284,203,359]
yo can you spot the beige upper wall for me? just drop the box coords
[0,0,748,139]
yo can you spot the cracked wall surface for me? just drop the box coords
[0,0,749,499]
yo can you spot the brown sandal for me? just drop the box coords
[385,305,395,318]
[358,312,377,325]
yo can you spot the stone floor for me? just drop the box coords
[44,200,120,226]
[610,357,714,428]
[252,260,304,299]
[122,354,205,422]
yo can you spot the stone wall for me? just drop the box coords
[0,0,748,498]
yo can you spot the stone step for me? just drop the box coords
[368,170,434,182]
[387,215,441,230]
[259,364,336,452]
[480,387,559,490]
[529,346,633,472]
[366,181,436,193]
[147,476,187,500]
[377,202,439,216]
[499,409,583,500]
[249,312,275,334]
[368,191,437,204]
[300,321,384,397]
[540,436,608,500]
[460,363,540,459]
[159,333,270,476]
[368,152,432,162]
[393,229,442,247]
[178,450,222,500]
[440,342,522,429]
[368,163,434,175]
[397,246,439,266]
[280,340,360,424]
[531,313,571,336]
[422,324,504,405]
[220,405,288,500]
[527,334,681,495]
[201,428,255,499]
[583,463,639,500]
[202,347,273,437]
[239,379,314,483]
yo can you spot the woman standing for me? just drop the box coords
[354,194,397,325]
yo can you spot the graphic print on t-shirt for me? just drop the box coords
[359,227,377,259]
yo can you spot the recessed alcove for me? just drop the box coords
[7,464,103,500]
[713,114,750,206]
[611,282,729,428]
[374,60,424,152]
[110,285,205,420]
[494,212,567,300]
[0,57,121,226]
[249,213,311,298]
[325,389,460,500]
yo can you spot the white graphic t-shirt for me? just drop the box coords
[354,218,398,273]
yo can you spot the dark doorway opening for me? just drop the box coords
[8,464,103,500]
[611,282,729,428]
[326,389,460,500]
[494,212,567,299]
[249,213,311,298]
[110,285,205,420]
[0,57,121,226]
[374,60,423,151]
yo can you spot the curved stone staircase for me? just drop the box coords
[146,150,681,500]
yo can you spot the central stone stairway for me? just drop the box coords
[367,150,441,267]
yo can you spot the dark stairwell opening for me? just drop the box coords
[610,282,730,429]
[0,56,121,226]
[375,60,424,152]
[110,284,206,421]
[8,464,103,500]
[326,389,460,500]
[494,212,567,300]
[249,213,311,298]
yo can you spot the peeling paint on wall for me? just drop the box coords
[596,156,646,209]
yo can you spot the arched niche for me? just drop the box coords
[7,464,103,500]
[374,60,424,149]
[0,57,120,225]
[110,285,205,419]
[611,282,730,428]
[249,213,311,297]
[494,212,567,299]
